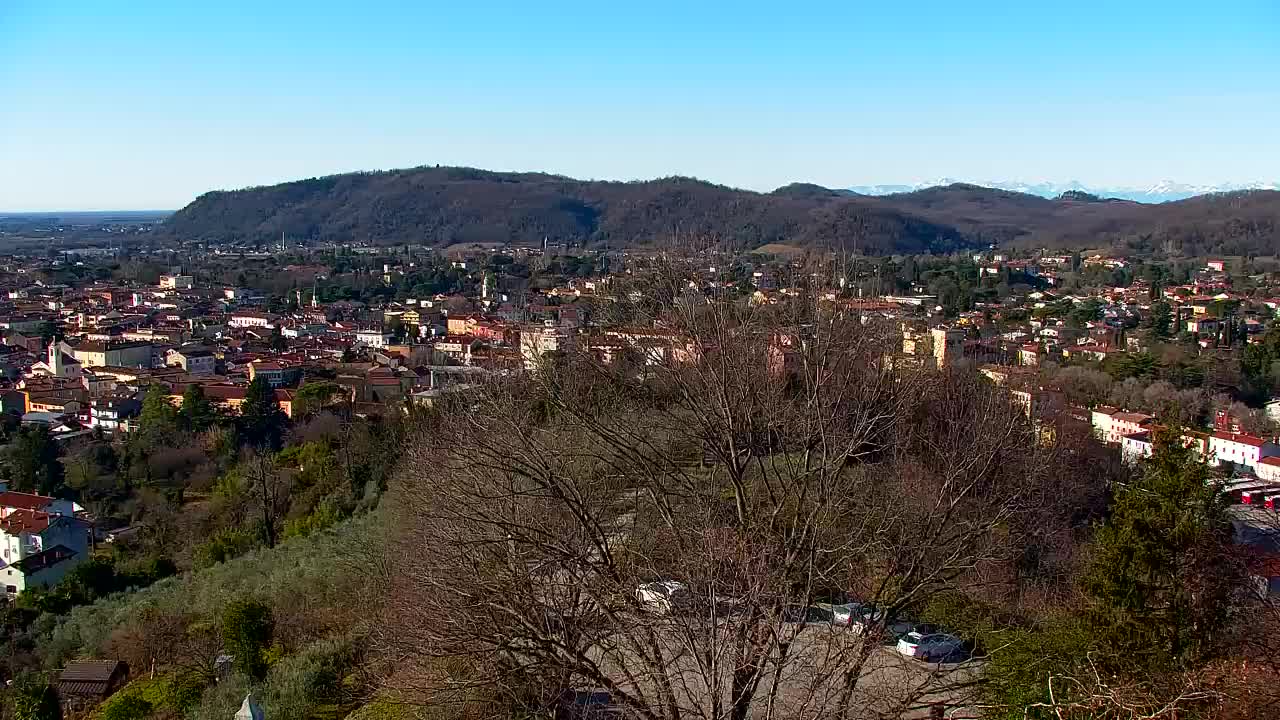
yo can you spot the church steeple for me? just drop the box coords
[48,341,63,377]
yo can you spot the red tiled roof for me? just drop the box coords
[1258,456,1280,467]
[1212,431,1268,447]
[0,491,54,511]
[0,508,52,534]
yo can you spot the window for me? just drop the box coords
[4,586,14,594]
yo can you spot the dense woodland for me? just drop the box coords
[158,167,1280,256]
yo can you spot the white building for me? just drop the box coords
[520,321,574,370]
[1209,431,1279,470]
[355,329,393,349]
[1256,456,1280,483]
[172,348,217,375]
[159,274,194,290]
[89,397,142,435]
[1121,432,1153,464]
[0,491,90,596]
[228,312,276,329]
[1091,408,1154,446]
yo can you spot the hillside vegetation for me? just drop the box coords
[160,166,1280,255]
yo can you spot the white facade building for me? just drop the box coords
[228,312,276,329]
[0,491,90,596]
[159,274,194,290]
[355,330,393,349]
[1091,408,1154,446]
[1256,456,1280,483]
[1209,431,1279,469]
[1121,432,1154,464]
[520,321,573,370]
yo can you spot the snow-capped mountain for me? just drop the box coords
[846,179,1280,203]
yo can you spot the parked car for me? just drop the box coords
[848,606,916,639]
[818,602,864,626]
[780,604,824,623]
[559,690,624,719]
[896,631,964,662]
[635,581,692,614]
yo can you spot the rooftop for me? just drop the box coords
[1212,431,1269,447]
[0,490,54,511]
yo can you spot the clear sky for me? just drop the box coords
[2,0,1278,210]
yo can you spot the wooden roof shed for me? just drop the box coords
[57,659,129,705]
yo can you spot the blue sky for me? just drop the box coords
[2,0,1277,210]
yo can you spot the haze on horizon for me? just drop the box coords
[1,0,1277,212]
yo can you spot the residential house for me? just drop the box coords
[0,490,89,596]
[355,329,393,349]
[521,321,575,369]
[89,397,142,434]
[1121,431,1154,463]
[247,361,301,388]
[1091,407,1155,445]
[1018,343,1041,367]
[1186,316,1220,335]
[171,347,217,375]
[1256,456,1280,483]
[1210,431,1279,470]
[228,311,277,329]
[166,383,295,419]
[1120,427,1210,465]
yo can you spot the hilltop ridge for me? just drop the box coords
[160,166,1280,256]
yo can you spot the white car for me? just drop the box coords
[820,602,863,626]
[635,581,692,614]
[896,631,964,662]
[848,606,915,639]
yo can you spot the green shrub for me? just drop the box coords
[97,691,152,720]
[282,501,342,540]
[194,526,259,568]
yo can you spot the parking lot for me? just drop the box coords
[573,612,984,719]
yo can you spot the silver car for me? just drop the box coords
[896,631,964,662]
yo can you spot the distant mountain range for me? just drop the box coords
[846,179,1280,204]
[159,166,1280,256]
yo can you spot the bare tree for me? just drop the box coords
[379,293,1097,720]
[241,447,291,549]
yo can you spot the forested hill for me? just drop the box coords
[161,166,1280,256]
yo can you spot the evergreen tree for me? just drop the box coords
[222,598,274,681]
[1147,300,1173,339]
[1082,424,1237,671]
[135,383,179,447]
[239,377,286,449]
[179,383,217,433]
[2,425,63,495]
